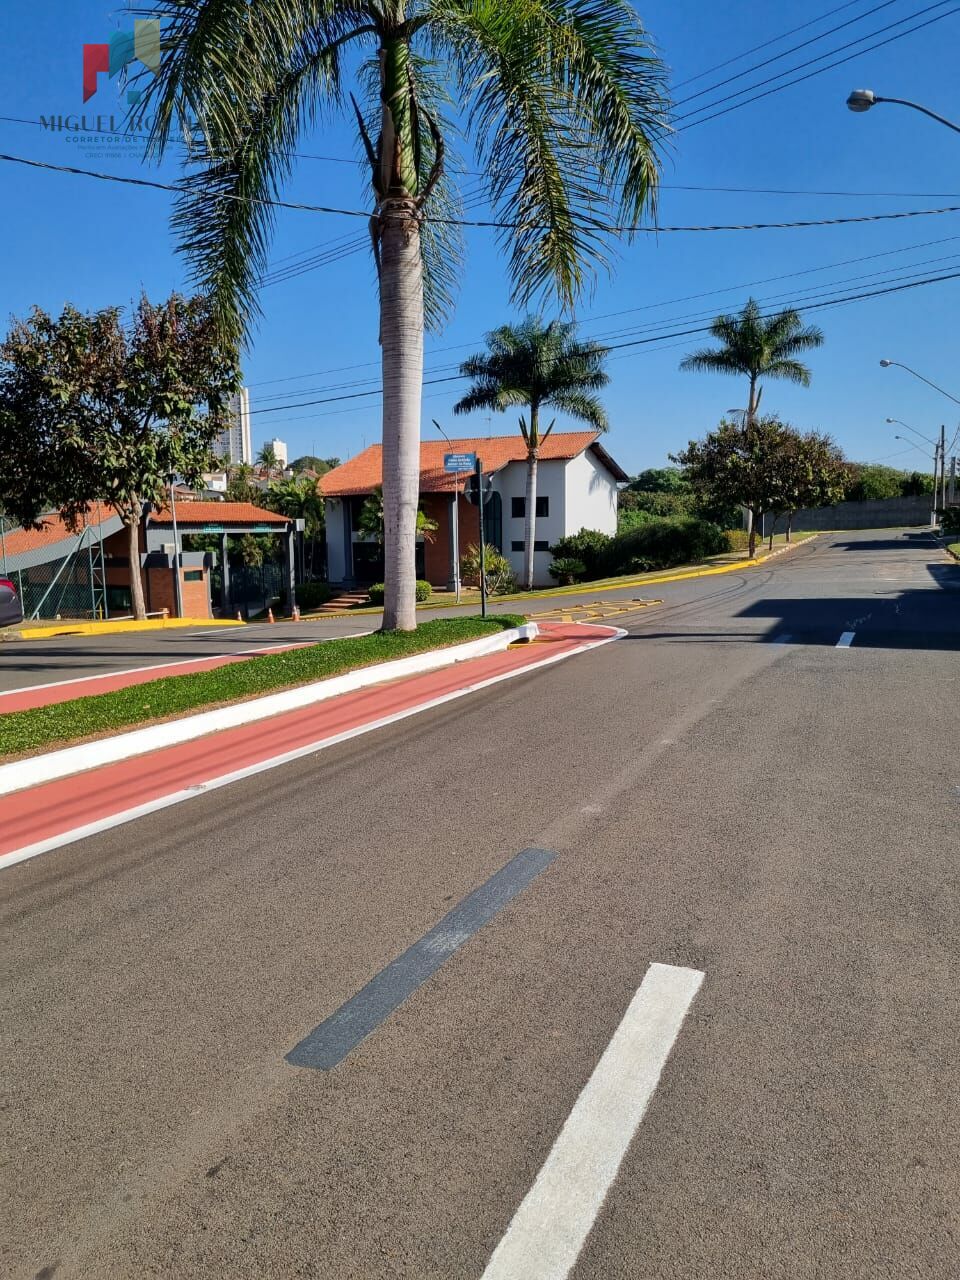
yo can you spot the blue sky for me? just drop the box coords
[2,0,959,475]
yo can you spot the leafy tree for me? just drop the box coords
[679,298,824,422]
[454,317,609,588]
[627,466,688,494]
[0,295,238,619]
[764,430,847,545]
[290,455,340,476]
[672,416,795,560]
[139,0,669,629]
[844,463,934,502]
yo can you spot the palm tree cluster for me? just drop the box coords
[138,0,670,628]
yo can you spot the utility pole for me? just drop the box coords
[939,424,947,513]
[950,455,958,506]
[168,475,184,619]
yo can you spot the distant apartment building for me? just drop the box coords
[267,437,288,468]
[212,387,253,465]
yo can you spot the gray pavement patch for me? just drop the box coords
[285,846,557,1071]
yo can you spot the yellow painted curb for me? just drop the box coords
[13,617,245,640]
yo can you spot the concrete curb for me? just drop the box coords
[3,616,245,642]
[0,623,538,797]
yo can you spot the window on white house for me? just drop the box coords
[511,496,548,518]
[511,540,549,552]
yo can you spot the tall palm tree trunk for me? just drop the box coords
[523,445,539,590]
[379,201,423,631]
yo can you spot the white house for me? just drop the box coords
[319,431,628,588]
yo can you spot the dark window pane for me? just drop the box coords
[511,497,524,519]
[535,496,549,517]
[511,540,524,552]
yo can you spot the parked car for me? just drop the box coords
[0,577,23,628]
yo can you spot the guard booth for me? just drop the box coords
[145,501,296,618]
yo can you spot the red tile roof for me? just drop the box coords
[319,432,626,497]
[149,501,289,527]
[0,508,115,559]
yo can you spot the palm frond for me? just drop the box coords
[545,388,608,430]
[136,1,375,342]
[764,358,813,387]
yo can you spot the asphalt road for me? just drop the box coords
[3,528,960,1278]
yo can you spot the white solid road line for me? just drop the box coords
[836,631,856,648]
[481,962,705,1280]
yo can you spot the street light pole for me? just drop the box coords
[847,89,960,135]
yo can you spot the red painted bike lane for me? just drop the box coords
[0,623,620,868]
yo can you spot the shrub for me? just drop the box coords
[548,556,587,584]
[365,580,429,605]
[617,507,656,535]
[605,517,727,575]
[460,544,517,594]
[940,507,960,535]
[548,528,612,580]
[295,581,332,610]
[723,528,750,552]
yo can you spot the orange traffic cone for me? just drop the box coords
[267,607,275,624]
[292,605,301,622]
[236,609,243,622]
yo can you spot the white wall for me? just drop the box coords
[564,447,619,539]
[493,458,567,586]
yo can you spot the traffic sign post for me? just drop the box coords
[444,453,477,603]
[475,457,487,618]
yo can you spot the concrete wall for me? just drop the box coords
[760,494,934,535]
[494,458,569,585]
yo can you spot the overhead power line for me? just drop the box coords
[6,152,960,235]
[247,267,960,415]
[677,2,960,130]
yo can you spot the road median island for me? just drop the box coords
[0,615,526,766]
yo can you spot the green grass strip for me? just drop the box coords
[0,615,526,759]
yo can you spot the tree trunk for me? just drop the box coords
[748,508,758,559]
[786,512,793,543]
[523,444,539,591]
[126,498,147,621]
[746,374,759,424]
[379,200,423,631]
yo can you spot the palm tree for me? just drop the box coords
[356,485,438,544]
[138,0,669,629]
[679,298,824,422]
[454,317,608,588]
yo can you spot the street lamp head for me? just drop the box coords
[847,88,877,113]
[879,359,893,367]
[885,417,897,423]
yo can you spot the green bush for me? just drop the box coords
[365,581,430,604]
[723,528,750,552]
[460,544,517,594]
[939,507,960,535]
[548,556,587,584]
[604,517,727,575]
[616,506,657,535]
[548,528,612,580]
[295,581,332,610]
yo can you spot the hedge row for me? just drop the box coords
[550,518,729,581]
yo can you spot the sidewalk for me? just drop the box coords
[0,622,621,871]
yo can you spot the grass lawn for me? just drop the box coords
[948,542,960,560]
[0,615,525,760]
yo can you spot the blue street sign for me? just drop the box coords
[444,452,477,473]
